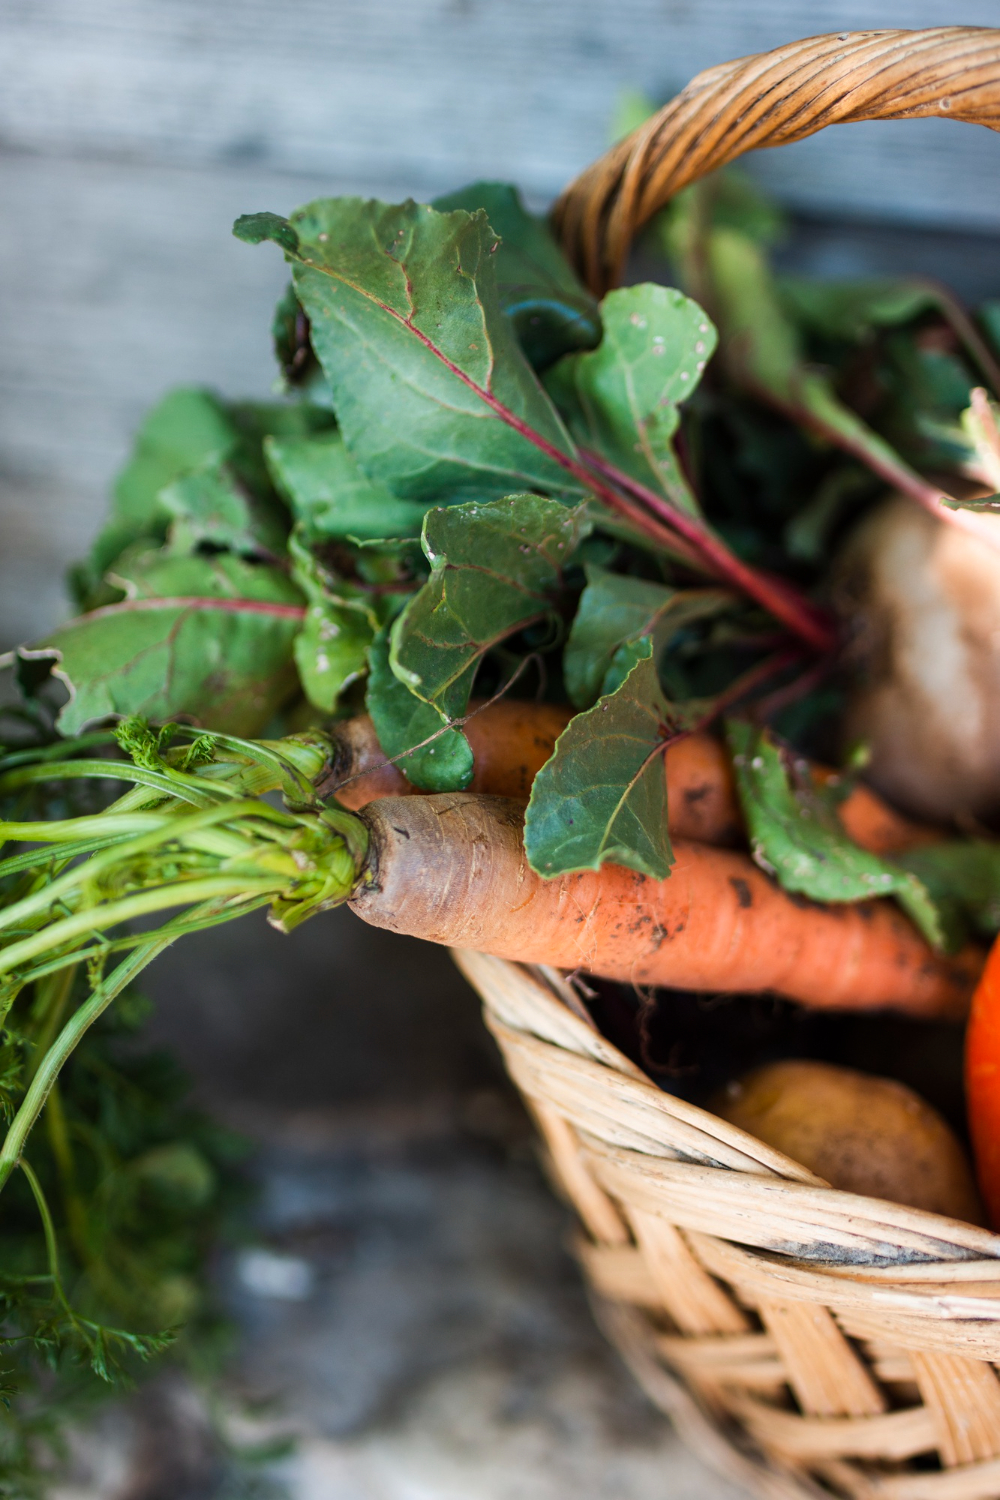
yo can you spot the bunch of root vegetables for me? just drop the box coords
[7,168,1000,1361]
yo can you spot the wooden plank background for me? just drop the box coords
[3,0,1000,646]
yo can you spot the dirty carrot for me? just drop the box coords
[3,734,977,1026]
[325,705,937,856]
[325,700,574,809]
[351,794,980,1017]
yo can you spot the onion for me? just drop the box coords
[834,494,1000,823]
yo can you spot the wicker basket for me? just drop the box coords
[459,31,1000,1500]
[457,950,1000,1500]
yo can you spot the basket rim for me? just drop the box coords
[454,949,1000,1268]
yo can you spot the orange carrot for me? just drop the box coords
[327,706,937,856]
[966,935,1000,1226]
[328,704,740,840]
[326,700,573,810]
[684,742,940,854]
[664,732,745,845]
[351,793,981,1017]
[812,768,940,857]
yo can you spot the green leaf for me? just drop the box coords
[287,528,382,714]
[224,397,336,493]
[391,495,590,722]
[240,196,583,504]
[87,388,240,580]
[272,281,332,402]
[524,647,682,879]
[159,457,287,557]
[779,277,939,344]
[565,568,672,707]
[265,430,428,541]
[895,841,1000,938]
[943,493,1000,513]
[103,545,302,605]
[706,231,921,485]
[365,623,474,792]
[546,284,715,515]
[564,564,730,708]
[658,171,786,298]
[430,181,601,369]
[233,210,300,255]
[20,554,304,736]
[294,605,373,714]
[726,720,951,950]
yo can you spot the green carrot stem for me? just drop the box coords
[45,1081,90,1264]
[0,835,139,882]
[0,797,291,937]
[25,966,77,1087]
[0,940,174,1193]
[0,877,284,979]
[2,813,169,844]
[0,760,217,805]
[8,893,274,991]
[18,1157,69,1308]
[0,730,121,774]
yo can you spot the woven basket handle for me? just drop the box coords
[554,27,1000,295]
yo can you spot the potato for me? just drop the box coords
[833,494,1000,823]
[711,1059,983,1223]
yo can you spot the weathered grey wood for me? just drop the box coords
[0,153,345,645]
[4,2,1000,223]
[3,2,1000,648]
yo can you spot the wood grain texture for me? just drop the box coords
[4,2,1000,220]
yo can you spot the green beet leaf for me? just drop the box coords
[159,457,287,558]
[706,231,925,491]
[365,623,474,792]
[390,495,590,725]
[100,544,300,605]
[565,568,675,708]
[295,602,373,714]
[546,284,715,516]
[726,720,950,950]
[265,430,428,541]
[287,527,385,714]
[272,281,333,403]
[660,172,787,275]
[564,564,731,708]
[895,841,1000,939]
[225,398,337,492]
[524,646,685,879]
[20,552,304,736]
[431,181,601,370]
[779,277,941,345]
[236,198,584,504]
[84,387,240,584]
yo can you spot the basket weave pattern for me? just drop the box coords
[456,949,1000,1500]
[554,27,1000,294]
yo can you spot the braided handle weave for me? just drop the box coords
[554,27,1000,295]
